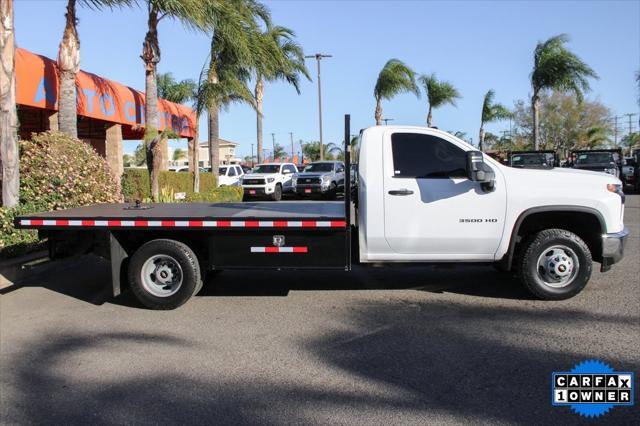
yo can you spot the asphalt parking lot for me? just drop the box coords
[1,196,638,424]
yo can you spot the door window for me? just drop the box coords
[228,167,237,176]
[391,133,467,178]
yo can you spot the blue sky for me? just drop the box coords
[14,0,640,158]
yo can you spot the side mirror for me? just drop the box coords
[282,170,291,175]
[466,151,495,190]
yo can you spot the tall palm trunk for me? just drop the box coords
[207,64,220,185]
[427,105,433,127]
[208,105,220,184]
[374,97,382,125]
[57,0,80,139]
[479,125,485,152]
[142,5,162,200]
[532,92,540,150]
[193,127,200,193]
[1,0,19,207]
[255,77,264,163]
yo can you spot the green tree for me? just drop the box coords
[511,91,611,155]
[157,72,197,103]
[133,143,147,166]
[197,0,270,183]
[172,148,186,161]
[156,71,198,179]
[621,132,639,155]
[272,143,285,160]
[479,90,511,151]
[584,126,611,149]
[530,34,598,149]
[140,0,208,200]
[57,0,133,139]
[419,73,460,127]
[373,59,419,125]
[254,25,309,163]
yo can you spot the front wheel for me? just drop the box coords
[519,229,592,300]
[271,184,282,201]
[128,239,202,309]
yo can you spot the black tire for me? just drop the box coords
[519,228,592,300]
[128,239,202,310]
[324,182,337,199]
[271,184,282,201]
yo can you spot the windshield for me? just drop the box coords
[218,167,227,175]
[511,153,552,167]
[576,153,614,164]
[303,163,334,172]
[253,165,281,173]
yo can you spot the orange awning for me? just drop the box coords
[15,48,196,139]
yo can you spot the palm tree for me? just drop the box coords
[157,72,197,103]
[272,143,285,160]
[1,0,18,207]
[373,59,419,125]
[198,0,270,184]
[584,126,611,149]
[140,0,208,200]
[530,34,597,149]
[57,0,132,139]
[254,25,309,163]
[479,90,511,151]
[419,73,460,127]
[156,72,198,174]
[172,148,186,161]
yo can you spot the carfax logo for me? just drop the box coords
[552,360,634,418]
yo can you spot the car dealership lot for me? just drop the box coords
[1,197,638,424]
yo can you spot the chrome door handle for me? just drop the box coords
[388,189,414,196]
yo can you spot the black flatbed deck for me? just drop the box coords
[15,201,347,230]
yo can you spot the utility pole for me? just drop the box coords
[624,113,637,135]
[251,144,254,167]
[299,139,305,164]
[271,133,276,160]
[289,132,294,161]
[614,115,619,146]
[305,53,332,160]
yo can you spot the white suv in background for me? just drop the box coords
[218,165,244,186]
[241,163,298,201]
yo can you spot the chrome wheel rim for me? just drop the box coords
[536,245,579,288]
[140,255,183,297]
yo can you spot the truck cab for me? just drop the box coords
[357,126,627,298]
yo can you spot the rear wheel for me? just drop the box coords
[519,229,592,300]
[128,239,202,310]
[271,184,282,201]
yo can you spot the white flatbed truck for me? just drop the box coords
[16,116,629,309]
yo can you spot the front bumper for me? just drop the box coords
[243,185,274,196]
[295,184,330,195]
[601,227,630,271]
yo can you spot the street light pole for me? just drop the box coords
[289,132,294,161]
[305,53,332,160]
[251,144,254,167]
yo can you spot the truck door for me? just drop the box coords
[382,130,506,258]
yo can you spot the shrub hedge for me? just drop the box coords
[122,169,217,202]
[2,131,121,258]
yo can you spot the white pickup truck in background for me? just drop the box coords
[241,163,298,201]
[16,116,629,309]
